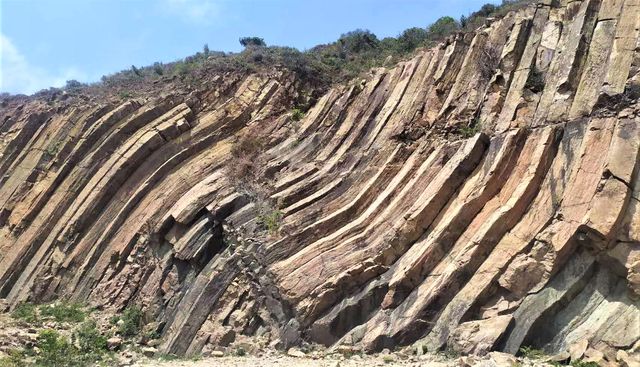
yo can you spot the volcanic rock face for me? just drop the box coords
[1,0,639,359]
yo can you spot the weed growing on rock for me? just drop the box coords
[459,118,481,138]
[290,108,305,121]
[45,141,62,158]
[258,209,283,235]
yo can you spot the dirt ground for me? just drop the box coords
[138,354,455,367]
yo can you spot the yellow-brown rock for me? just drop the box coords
[0,0,639,359]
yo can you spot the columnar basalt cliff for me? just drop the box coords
[1,0,639,361]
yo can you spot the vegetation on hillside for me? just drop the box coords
[1,302,159,366]
[0,0,534,102]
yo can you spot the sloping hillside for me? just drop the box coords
[0,0,639,363]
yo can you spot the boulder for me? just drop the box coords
[106,337,123,351]
[583,348,611,367]
[287,348,306,358]
[616,349,640,367]
[547,351,570,363]
[448,315,513,355]
[569,339,589,362]
[488,351,519,367]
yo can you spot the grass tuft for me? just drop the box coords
[12,303,38,324]
[519,346,546,359]
[39,302,86,323]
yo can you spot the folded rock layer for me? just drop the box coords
[1,0,639,358]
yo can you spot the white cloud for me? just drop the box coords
[1,33,89,95]
[164,0,220,25]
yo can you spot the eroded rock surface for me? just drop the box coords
[1,0,639,362]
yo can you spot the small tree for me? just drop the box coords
[397,27,429,52]
[131,65,141,76]
[203,43,210,56]
[460,15,468,28]
[427,16,460,41]
[153,62,164,75]
[478,3,498,16]
[64,80,85,90]
[239,36,266,48]
[338,29,379,55]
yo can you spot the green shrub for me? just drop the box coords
[12,303,38,324]
[131,65,141,76]
[477,3,498,16]
[460,14,469,28]
[239,37,266,48]
[64,80,85,90]
[93,1,535,95]
[258,210,283,235]
[143,327,160,341]
[119,90,133,99]
[396,27,430,53]
[571,361,599,367]
[461,1,534,32]
[519,346,545,359]
[45,141,63,157]
[428,16,460,40]
[7,307,115,366]
[338,29,379,54]
[173,62,191,76]
[382,354,395,363]
[0,349,27,367]
[291,108,305,121]
[73,320,108,355]
[235,347,246,356]
[153,62,164,75]
[117,306,143,337]
[108,315,120,325]
[39,302,86,323]
[35,329,78,367]
[440,346,461,359]
[460,118,481,138]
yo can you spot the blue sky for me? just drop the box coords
[1,0,498,95]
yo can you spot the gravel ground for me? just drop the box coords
[138,354,453,367]
[135,349,558,367]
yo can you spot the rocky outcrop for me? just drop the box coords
[1,0,639,361]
